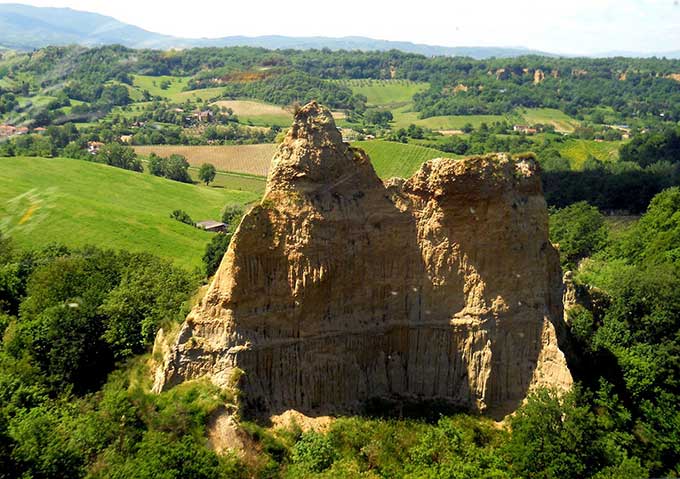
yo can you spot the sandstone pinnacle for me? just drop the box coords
[153,101,572,419]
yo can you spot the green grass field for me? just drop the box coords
[131,75,190,99]
[16,95,57,108]
[0,157,260,270]
[188,168,266,193]
[131,75,224,103]
[391,105,505,130]
[352,140,450,179]
[173,87,225,103]
[557,139,623,169]
[518,108,580,133]
[334,79,429,106]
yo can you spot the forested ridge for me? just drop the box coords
[2,45,680,122]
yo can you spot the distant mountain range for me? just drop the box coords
[0,3,678,59]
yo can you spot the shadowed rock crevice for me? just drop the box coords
[153,101,572,419]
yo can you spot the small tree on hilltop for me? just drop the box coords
[198,163,216,186]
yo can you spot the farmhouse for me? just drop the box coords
[195,220,227,233]
[0,125,16,137]
[513,125,537,134]
[194,110,213,122]
[87,141,105,155]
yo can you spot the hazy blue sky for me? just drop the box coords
[4,0,679,54]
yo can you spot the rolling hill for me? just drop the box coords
[0,3,553,58]
[0,3,177,49]
[0,156,260,269]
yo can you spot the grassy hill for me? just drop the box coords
[391,105,506,130]
[0,157,260,270]
[337,79,429,106]
[518,108,580,133]
[557,139,623,169]
[353,140,450,178]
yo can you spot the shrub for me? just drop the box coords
[291,431,337,473]
[202,233,232,277]
[221,205,244,232]
[169,209,193,226]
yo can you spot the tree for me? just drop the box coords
[147,153,164,177]
[549,202,608,269]
[163,155,192,183]
[506,388,647,479]
[461,123,474,133]
[169,210,193,226]
[96,144,142,172]
[99,254,193,358]
[202,233,232,277]
[221,205,244,232]
[363,109,393,127]
[198,163,216,186]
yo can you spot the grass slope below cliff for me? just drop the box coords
[0,157,259,270]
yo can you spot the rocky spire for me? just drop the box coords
[153,101,572,420]
[266,101,380,195]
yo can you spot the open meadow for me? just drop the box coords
[334,79,430,106]
[518,108,580,133]
[391,104,506,130]
[557,138,623,169]
[0,157,259,270]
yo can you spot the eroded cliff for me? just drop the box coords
[153,101,572,417]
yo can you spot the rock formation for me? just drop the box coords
[153,101,572,418]
[534,69,545,84]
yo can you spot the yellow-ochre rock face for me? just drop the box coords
[153,101,572,417]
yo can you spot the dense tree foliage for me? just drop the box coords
[148,153,192,183]
[550,201,609,269]
[1,244,194,394]
[543,160,680,213]
[619,126,680,167]
[198,163,216,186]
[96,143,143,172]
[216,70,365,110]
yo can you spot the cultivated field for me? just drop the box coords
[134,144,278,176]
[353,140,449,179]
[134,140,447,181]
[0,157,259,270]
[212,100,291,117]
[211,99,292,126]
